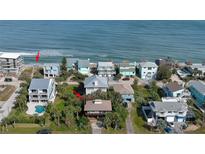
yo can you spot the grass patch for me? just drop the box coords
[1,123,42,134]
[131,103,153,134]
[0,85,16,101]
[102,128,127,134]
[19,67,33,82]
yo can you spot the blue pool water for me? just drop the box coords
[35,105,45,113]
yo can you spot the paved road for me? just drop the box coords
[0,79,20,122]
[126,103,134,134]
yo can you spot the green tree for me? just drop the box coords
[60,57,68,80]
[156,64,172,80]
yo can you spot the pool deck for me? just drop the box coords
[26,102,47,116]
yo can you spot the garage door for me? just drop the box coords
[166,116,175,122]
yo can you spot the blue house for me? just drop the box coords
[78,59,90,75]
[188,80,205,106]
[119,62,136,77]
[43,63,60,78]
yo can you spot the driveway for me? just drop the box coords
[126,103,134,134]
[90,119,102,134]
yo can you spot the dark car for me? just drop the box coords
[122,77,130,81]
[36,129,52,134]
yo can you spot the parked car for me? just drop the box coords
[122,77,130,81]
[164,127,174,134]
[167,122,175,128]
[36,129,52,134]
[4,77,12,82]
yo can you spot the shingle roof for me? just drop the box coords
[84,100,112,112]
[84,75,108,88]
[29,78,52,90]
[166,82,183,92]
[113,84,134,95]
[139,62,158,68]
[189,80,205,95]
[78,59,90,68]
[150,101,188,112]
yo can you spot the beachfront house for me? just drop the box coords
[139,62,158,80]
[84,75,109,95]
[188,80,205,106]
[163,82,184,97]
[142,101,188,125]
[112,84,134,104]
[97,62,115,78]
[119,62,136,77]
[67,58,78,71]
[0,52,23,75]
[78,59,90,75]
[190,63,205,75]
[84,99,112,116]
[43,63,60,78]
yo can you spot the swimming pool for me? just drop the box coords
[35,105,45,113]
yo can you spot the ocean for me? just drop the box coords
[0,20,205,63]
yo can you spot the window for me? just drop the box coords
[168,111,172,113]
[148,67,152,70]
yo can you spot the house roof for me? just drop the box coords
[67,58,79,67]
[84,75,108,88]
[78,59,90,68]
[112,84,134,95]
[139,62,158,68]
[84,99,112,112]
[189,80,205,95]
[29,78,52,90]
[165,82,183,92]
[150,101,188,112]
[0,52,21,59]
[98,62,114,67]
[120,67,135,72]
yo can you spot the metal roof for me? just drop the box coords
[139,62,158,68]
[84,75,108,88]
[29,78,52,90]
[189,80,205,95]
[98,62,114,67]
[78,59,90,68]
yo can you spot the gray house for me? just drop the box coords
[84,75,109,95]
[112,84,134,104]
[142,101,188,125]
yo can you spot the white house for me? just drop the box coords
[97,62,115,78]
[84,75,109,95]
[139,62,158,80]
[163,82,184,97]
[0,52,23,75]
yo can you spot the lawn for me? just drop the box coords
[131,103,154,134]
[1,123,42,134]
[0,85,16,101]
[19,67,33,81]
